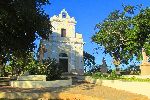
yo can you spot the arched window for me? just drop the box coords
[59,53,68,57]
[62,12,67,18]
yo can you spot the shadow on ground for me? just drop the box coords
[0,80,149,100]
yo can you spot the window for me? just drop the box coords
[59,53,68,57]
[62,12,66,18]
[61,29,66,37]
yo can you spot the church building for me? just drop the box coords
[41,9,84,74]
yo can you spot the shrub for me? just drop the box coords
[120,76,150,82]
[91,70,150,82]
[92,72,103,79]
[109,70,119,80]
[84,72,92,76]
[5,53,63,81]
[29,58,63,81]
[44,58,63,80]
[121,65,141,75]
[28,61,46,75]
[92,70,121,80]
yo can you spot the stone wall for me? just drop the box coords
[85,76,150,99]
[140,64,150,75]
[10,78,72,88]
[17,75,46,81]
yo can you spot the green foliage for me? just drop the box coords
[6,53,63,80]
[86,58,109,74]
[0,0,52,69]
[44,58,63,80]
[84,72,92,76]
[4,65,12,73]
[28,61,45,75]
[29,58,63,81]
[92,70,121,80]
[83,51,96,72]
[7,52,36,76]
[92,5,150,64]
[91,71,150,82]
[121,76,150,82]
[92,72,101,79]
[87,65,101,73]
[121,65,141,75]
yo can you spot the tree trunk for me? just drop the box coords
[0,64,2,76]
[0,57,4,77]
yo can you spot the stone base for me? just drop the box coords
[17,75,46,81]
[10,79,72,88]
[140,64,150,75]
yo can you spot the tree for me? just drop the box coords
[8,52,36,76]
[92,5,150,65]
[0,0,52,76]
[122,65,140,75]
[83,51,96,72]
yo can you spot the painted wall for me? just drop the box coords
[42,9,84,74]
[85,76,150,99]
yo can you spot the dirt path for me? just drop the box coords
[0,82,149,100]
[62,82,149,100]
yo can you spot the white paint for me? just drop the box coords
[17,75,46,81]
[10,79,72,88]
[85,76,150,99]
[42,9,84,74]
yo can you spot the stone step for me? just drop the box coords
[0,80,10,82]
[0,77,10,80]
[71,76,85,85]
[0,81,10,86]
[0,77,10,86]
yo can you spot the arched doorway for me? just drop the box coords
[59,53,68,72]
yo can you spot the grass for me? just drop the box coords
[120,76,150,82]
[90,72,150,82]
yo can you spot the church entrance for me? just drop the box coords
[59,53,68,72]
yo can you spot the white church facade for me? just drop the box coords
[41,9,84,74]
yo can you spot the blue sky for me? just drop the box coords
[36,0,150,69]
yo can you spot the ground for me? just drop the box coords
[0,82,149,100]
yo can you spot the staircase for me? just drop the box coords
[73,76,86,84]
[61,72,85,85]
[0,77,10,86]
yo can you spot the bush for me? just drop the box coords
[29,58,63,81]
[28,61,46,75]
[84,72,92,76]
[92,70,121,80]
[92,72,103,79]
[6,52,36,76]
[121,65,141,75]
[121,76,150,82]
[5,52,63,81]
[109,70,119,80]
[91,71,150,82]
[44,58,63,80]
